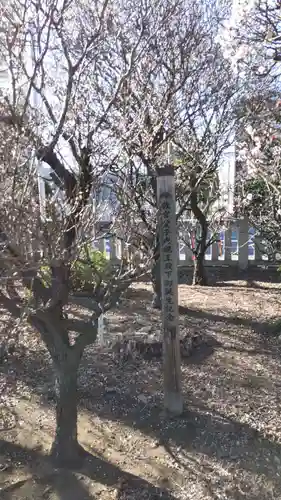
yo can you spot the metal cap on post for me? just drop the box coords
[156,164,175,177]
[157,164,183,416]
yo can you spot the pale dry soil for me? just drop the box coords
[1,279,281,499]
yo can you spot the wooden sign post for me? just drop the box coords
[157,165,183,416]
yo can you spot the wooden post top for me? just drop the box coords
[156,165,174,177]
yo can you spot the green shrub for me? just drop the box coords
[40,265,52,288]
[38,247,109,294]
[71,247,108,292]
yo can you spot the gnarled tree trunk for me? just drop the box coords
[51,353,82,465]
[34,308,85,466]
[151,255,161,309]
[32,301,100,467]
[192,252,207,285]
[190,179,208,286]
[151,231,162,309]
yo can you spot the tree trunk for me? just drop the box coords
[190,180,208,286]
[151,232,161,309]
[51,355,82,466]
[192,253,207,285]
[151,255,161,309]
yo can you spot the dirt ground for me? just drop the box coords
[1,277,281,499]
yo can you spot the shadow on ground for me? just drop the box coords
[123,286,154,303]
[2,282,281,498]
[4,331,281,499]
[178,265,281,288]
[132,266,281,290]
[178,306,274,336]
[118,286,279,341]
[0,439,177,500]
[80,374,281,499]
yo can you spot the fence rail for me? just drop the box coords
[93,218,280,269]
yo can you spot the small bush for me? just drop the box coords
[71,247,108,292]
[38,247,109,294]
[40,265,52,288]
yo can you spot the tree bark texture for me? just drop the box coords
[192,253,207,285]
[151,255,161,309]
[151,230,161,309]
[51,354,82,465]
[190,179,208,286]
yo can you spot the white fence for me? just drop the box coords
[94,218,280,269]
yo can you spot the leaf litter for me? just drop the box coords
[1,279,281,498]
